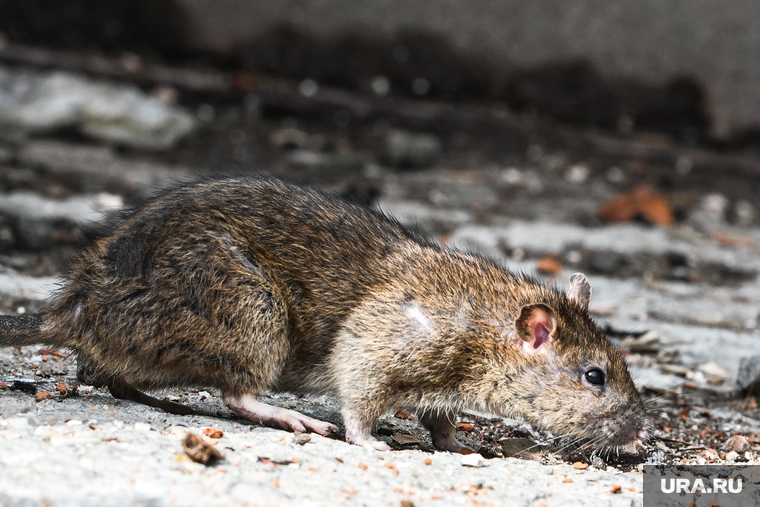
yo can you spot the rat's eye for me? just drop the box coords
[584,368,605,386]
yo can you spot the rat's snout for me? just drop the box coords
[622,414,654,446]
[629,428,648,443]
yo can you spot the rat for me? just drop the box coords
[0,175,651,452]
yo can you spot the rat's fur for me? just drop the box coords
[0,175,650,451]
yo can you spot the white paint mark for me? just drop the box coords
[404,303,433,332]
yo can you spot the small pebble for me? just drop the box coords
[293,434,311,446]
[460,454,485,467]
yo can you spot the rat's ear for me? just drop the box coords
[515,303,557,355]
[567,272,592,310]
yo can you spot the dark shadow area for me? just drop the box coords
[0,0,190,59]
[0,3,714,143]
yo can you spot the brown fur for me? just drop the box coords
[0,175,650,450]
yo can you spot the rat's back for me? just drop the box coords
[45,176,426,394]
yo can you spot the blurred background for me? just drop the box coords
[1,0,760,471]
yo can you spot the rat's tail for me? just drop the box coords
[0,313,45,347]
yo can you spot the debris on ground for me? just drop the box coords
[182,432,224,465]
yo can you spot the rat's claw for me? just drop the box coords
[303,419,337,436]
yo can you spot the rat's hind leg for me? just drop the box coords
[419,410,475,454]
[224,393,336,435]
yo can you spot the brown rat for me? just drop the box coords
[0,175,651,452]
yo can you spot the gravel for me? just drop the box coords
[0,387,643,507]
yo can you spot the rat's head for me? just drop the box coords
[502,273,651,450]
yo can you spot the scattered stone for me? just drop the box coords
[725,435,750,452]
[18,141,194,194]
[564,164,589,183]
[357,462,368,470]
[725,450,739,462]
[55,383,67,395]
[0,191,123,250]
[270,127,310,150]
[737,355,760,390]
[500,438,544,460]
[590,455,606,470]
[588,302,618,316]
[697,362,731,379]
[202,427,224,439]
[35,392,50,402]
[292,434,311,446]
[383,129,442,168]
[735,200,755,226]
[400,500,415,507]
[573,462,588,470]
[0,382,6,389]
[423,458,432,465]
[182,433,223,465]
[455,423,475,432]
[134,422,152,432]
[619,331,659,353]
[460,453,485,467]
[392,434,421,446]
[699,448,720,461]
[7,380,36,395]
[610,485,622,494]
[0,64,195,149]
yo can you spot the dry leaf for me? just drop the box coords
[202,427,224,439]
[394,409,413,420]
[182,433,223,465]
[599,185,674,226]
[536,255,562,275]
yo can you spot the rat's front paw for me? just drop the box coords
[345,431,391,451]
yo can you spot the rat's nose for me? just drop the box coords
[633,429,647,441]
